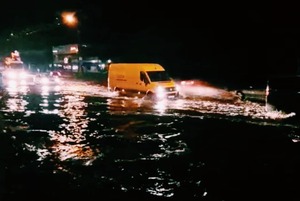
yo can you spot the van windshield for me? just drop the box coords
[147,71,171,82]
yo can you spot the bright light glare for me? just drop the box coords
[154,99,167,114]
[19,72,28,79]
[8,80,17,87]
[7,71,16,79]
[61,11,78,28]
[20,80,27,85]
[54,85,61,91]
[42,85,50,93]
[155,86,166,99]
[41,77,49,85]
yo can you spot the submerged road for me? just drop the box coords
[0,77,299,201]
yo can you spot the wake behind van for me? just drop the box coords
[107,63,179,99]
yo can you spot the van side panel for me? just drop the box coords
[108,63,158,93]
[108,63,142,92]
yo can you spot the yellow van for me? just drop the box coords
[107,63,179,99]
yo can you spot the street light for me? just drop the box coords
[61,11,78,28]
[61,11,81,72]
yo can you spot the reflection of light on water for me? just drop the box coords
[48,94,100,169]
[167,98,295,121]
[105,91,295,122]
[49,132,101,166]
[153,99,168,114]
[6,85,29,96]
[117,138,189,198]
[107,97,144,113]
[38,94,61,114]
[146,173,175,197]
[42,109,59,114]
[41,86,50,96]
[40,99,49,107]
[24,143,51,161]
[5,97,28,112]
[107,97,176,115]
[139,132,188,160]
[54,85,61,91]
[21,93,101,170]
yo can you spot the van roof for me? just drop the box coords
[109,63,164,70]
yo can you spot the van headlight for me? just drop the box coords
[7,71,17,79]
[41,77,49,85]
[19,72,28,79]
[155,86,166,99]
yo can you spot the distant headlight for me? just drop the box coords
[41,77,49,84]
[6,71,28,80]
[20,80,27,85]
[8,80,17,87]
[54,76,60,83]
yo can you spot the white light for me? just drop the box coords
[19,72,28,79]
[8,80,17,87]
[155,86,166,99]
[41,77,49,85]
[7,71,16,79]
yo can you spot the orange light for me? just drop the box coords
[61,11,78,28]
[70,46,78,53]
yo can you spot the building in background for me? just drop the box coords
[52,43,107,73]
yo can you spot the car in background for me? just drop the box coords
[49,70,62,83]
[2,60,33,85]
[234,86,267,103]
[225,76,268,103]
[33,72,63,92]
[50,70,62,77]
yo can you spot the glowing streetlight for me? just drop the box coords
[61,11,81,72]
[61,12,78,28]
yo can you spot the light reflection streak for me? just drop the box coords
[16,92,102,170]
[5,96,28,112]
[145,170,175,197]
[153,99,167,114]
[4,80,299,199]
[6,85,29,96]
[48,94,100,169]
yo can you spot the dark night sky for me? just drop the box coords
[1,1,300,84]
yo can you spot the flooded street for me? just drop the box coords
[0,79,300,201]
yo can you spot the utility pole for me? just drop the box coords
[61,11,81,73]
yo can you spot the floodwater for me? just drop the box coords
[0,79,299,201]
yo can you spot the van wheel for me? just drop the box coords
[113,87,122,93]
[108,87,114,92]
[108,87,117,92]
[145,92,155,100]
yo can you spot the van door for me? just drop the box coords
[140,71,150,85]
